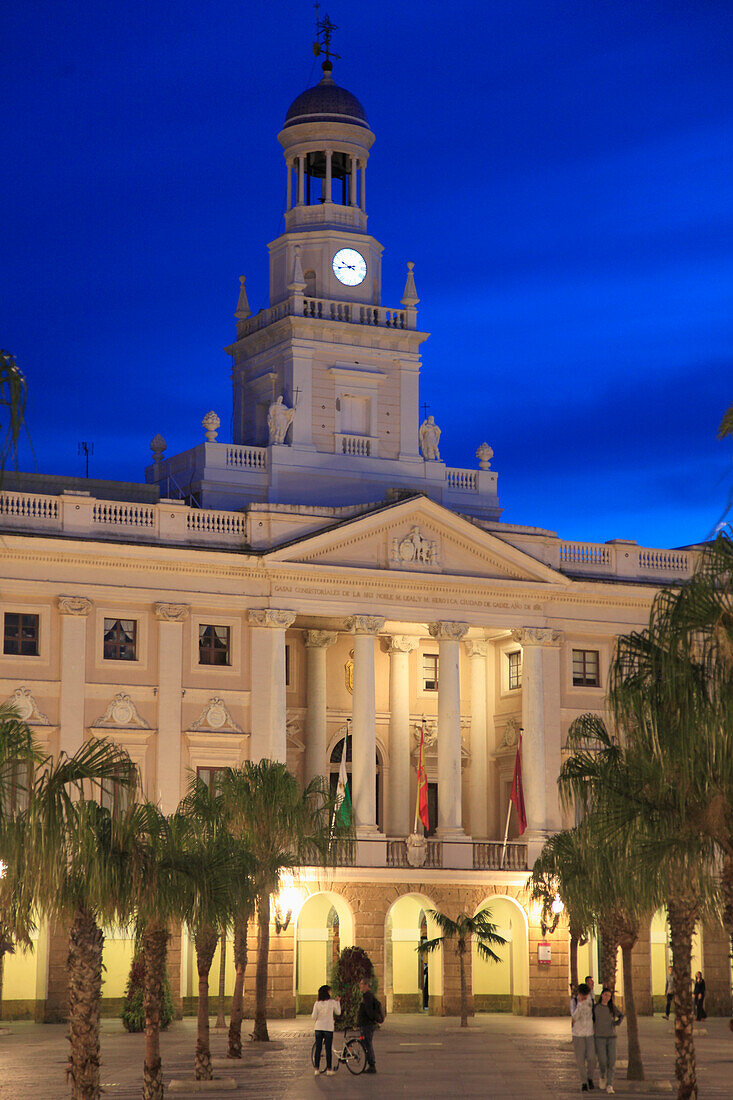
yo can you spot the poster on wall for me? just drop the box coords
[537,942,552,965]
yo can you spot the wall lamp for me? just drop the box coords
[541,893,564,936]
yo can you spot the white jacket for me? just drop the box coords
[311,998,341,1032]
[571,996,594,1037]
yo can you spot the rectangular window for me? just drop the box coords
[197,766,226,795]
[422,653,439,692]
[507,650,522,691]
[285,643,291,687]
[3,612,39,656]
[103,618,137,661]
[199,624,230,666]
[427,782,438,838]
[572,648,600,687]
[1,759,31,814]
[98,767,135,815]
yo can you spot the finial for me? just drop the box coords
[288,244,306,293]
[476,442,493,470]
[235,275,250,321]
[401,261,419,307]
[202,411,220,442]
[313,6,340,78]
[150,433,167,461]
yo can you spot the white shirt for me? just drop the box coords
[311,998,341,1032]
[571,996,594,1037]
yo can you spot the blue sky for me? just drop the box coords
[3,0,731,547]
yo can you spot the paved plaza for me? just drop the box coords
[1,1014,731,1099]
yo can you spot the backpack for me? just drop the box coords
[372,996,385,1025]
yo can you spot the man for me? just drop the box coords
[664,965,674,1019]
[357,977,378,1074]
[571,982,597,1092]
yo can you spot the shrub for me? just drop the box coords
[332,945,376,1030]
[121,953,175,1033]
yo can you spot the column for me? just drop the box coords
[286,159,292,210]
[155,602,189,813]
[383,635,419,837]
[345,615,385,835]
[303,630,337,784]
[464,638,489,839]
[428,621,469,838]
[360,162,366,212]
[58,596,93,756]
[297,155,304,205]
[510,628,563,851]
[248,609,296,763]
[324,148,332,203]
[349,157,357,206]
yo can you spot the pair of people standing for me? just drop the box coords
[664,967,706,1021]
[310,978,379,1075]
[571,977,623,1094]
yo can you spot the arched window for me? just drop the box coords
[329,737,382,830]
[326,905,340,984]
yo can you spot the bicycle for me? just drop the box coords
[311,1028,367,1074]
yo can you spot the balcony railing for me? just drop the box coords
[473,841,528,871]
[237,294,413,337]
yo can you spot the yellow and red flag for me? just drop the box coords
[510,734,527,835]
[414,722,430,833]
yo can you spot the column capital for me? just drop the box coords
[382,634,420,655]
[429,621,469,642]
[463,638,488,658]
[249,609,297,630]
[345,615,385,636]
[304,629,338,649]
[154,602,190,622]
[57,596,93,617]
[510,627,563,648]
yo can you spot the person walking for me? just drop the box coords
[311,984,341,1076]
[693,971,706,1021]
[571,982,597,1092]
[570,975,596,1014]
[664,965,674,1019]
[594,987,623,1094]
[357,977,380,1074]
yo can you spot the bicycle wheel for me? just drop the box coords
[344,1037,367,1075]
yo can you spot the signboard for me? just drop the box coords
[537,942,552,965]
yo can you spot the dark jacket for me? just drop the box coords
[357,989,378,1028]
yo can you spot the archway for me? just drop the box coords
[295,891,354,1013]
[472,896,529,1014]
[385,893,442,1014]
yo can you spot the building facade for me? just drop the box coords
[1,57,729,1021]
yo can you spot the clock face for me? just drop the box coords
[333,248,367,287]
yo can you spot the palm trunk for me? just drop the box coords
[215,931,227,1029]
[67,905,104,1100]
[667,895,699,1100]
[252,894,270,1042]
[0,948,5,1022]
[227,913,249,1058]
[597,914,621,992]
[722,852,733,944]
[620,938,644,1081]
[194,925,218,1080]
[569,931,579,993]
[458,939,468,1027]
[142,923,170,1100]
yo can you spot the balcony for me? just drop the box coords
[321,838,529,872]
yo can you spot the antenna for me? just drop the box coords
[312,7,340,63]
[78,441,94,478]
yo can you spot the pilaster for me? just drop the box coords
[248,609,297,763]
[57,595,92,757]
[155,602,189,812]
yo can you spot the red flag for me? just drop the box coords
[414,724,430,833]
[510,735,527,835]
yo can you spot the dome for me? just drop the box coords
[283,68,369,130]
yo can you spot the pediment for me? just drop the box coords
[265,497,567,584]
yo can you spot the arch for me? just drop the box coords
[385,892,443,1014]
[472,895,529,1014]
[295,890,355,1012]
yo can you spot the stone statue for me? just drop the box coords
[419,415,441,461]
[267,395,295,445]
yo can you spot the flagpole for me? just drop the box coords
[500,797,513,869]
[413,720,422,834]
[330,719,350,843]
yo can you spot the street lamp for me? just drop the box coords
[541,893,564,936]
[273,874,305,935]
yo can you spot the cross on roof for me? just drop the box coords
[313,6,340,63]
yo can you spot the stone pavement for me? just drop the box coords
[0,1014,731,1099]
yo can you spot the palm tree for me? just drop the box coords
[176,776,253,1080]
[219,760,344,1043]
[226,895,254,1058]
[20,738,138,1100]
[417,907,506,1027]
[529,828,594,994]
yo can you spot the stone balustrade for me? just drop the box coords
[445,467,478,491]
[237,295,413,338]
[472,841,528,871]
[0,490,248,548]
[558,539,694,581]
[336,432,374,457]
[313,837,529,871]
[225,444,268,470]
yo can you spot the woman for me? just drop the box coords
[693,972,706,1021]
[311,984,341,1076]
[594,986,623,1094]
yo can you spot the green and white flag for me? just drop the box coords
[334,724,352,827]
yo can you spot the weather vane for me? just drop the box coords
[313,6,340,63]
